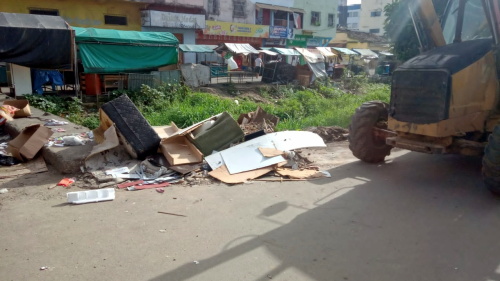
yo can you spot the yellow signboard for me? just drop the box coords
[204,21,269,38]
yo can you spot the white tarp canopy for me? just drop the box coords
[332,47,358,55]
[295,47,324,63]
[217,43,259,55]
[353,48,379,59]
[316,47,336,58]
[294,47,327,81]
[270,47,301,56]
[259,49,278,56]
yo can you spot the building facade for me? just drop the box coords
[140,1,206,63]
[294,0,338,39]
[346,4,361,30]
[1,0,145,30]
[358,0,393,35]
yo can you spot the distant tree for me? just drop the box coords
[384,0,448,61]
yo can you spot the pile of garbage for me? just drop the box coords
[80,95,329,188]
[1,94,331,204]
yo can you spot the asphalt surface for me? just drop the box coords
[1,147,500,281]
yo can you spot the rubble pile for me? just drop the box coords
[1,94,334,204]
[307,126,349,143]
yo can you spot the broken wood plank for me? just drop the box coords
[208,164,275,184]
[258,147,284,157]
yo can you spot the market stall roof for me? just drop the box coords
[295,48,324,63]
[379,51,394,56]
[215,43,259,55]
[73,26,179,73]
[259,49,278,56]
[73,27,178,46]
[332,47,358,55]
[0,12,73,69]
[353,48,379,59]
[316,47,336,58]
[179,44,216,53]
[270,47,301,56]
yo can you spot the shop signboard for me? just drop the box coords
[204,21,269,38]
[142,10,205,29]
[263,38,287,47]
[270,26,288,38]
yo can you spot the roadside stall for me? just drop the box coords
[179,44,224,80]
[179,44,217,64]
[73,27,179,95]
[352,48,379,76]
[295,47,328,85]
[316,47,336,78]
[0,12,75,97]
[214,43,260,83]
[331,47,358,78]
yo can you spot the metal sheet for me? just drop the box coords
[205,131,326,171]
[221,142,285,175]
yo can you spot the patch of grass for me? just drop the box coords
[23,81,390,131]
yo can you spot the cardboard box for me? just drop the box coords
[8,124,53,161]
[2,99,31,118]
[160,136,203,166]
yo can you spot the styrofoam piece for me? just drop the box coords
[67,188,115,204]
[221,143,285,175]
[205,131,326,170]
[105,167,130,175]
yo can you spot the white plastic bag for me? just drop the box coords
[227,57,238,70]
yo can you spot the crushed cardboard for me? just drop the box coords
[160,136,203,166]
[2,99,31,118]
[258,147,284,157]
[208,164,277,184]
[7,124,53,161]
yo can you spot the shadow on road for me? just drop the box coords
[151,152,500,281]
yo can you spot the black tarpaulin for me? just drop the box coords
[0,12,73,69]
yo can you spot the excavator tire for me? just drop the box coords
[348,101,392,163]
[482,125,500,195]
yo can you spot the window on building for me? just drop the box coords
[328,14,335,27]
[352,12,358,17]
[233,0,246,18]
[29,8,59,16]
[352,23,358,28]
[371,11,382,17]
[369,28,380,33]
[104,15,127,25]
[311,11,321,26]
[207,0,220,15]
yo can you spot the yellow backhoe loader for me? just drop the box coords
[348,0,500,194]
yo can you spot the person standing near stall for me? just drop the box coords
[254,55,263,78]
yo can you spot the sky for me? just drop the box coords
[347,0,361,4]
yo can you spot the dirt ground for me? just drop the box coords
[0,140,353,207]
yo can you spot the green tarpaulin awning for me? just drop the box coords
[73,27,179,74]
[179,44,216,53]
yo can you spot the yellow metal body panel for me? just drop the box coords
[1,0,145,30]
[417,0,446,47]
[389,51,498,137]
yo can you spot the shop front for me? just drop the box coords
[141,9,205,64]
[198,21,269,49]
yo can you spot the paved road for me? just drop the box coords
[1,148,500,281]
